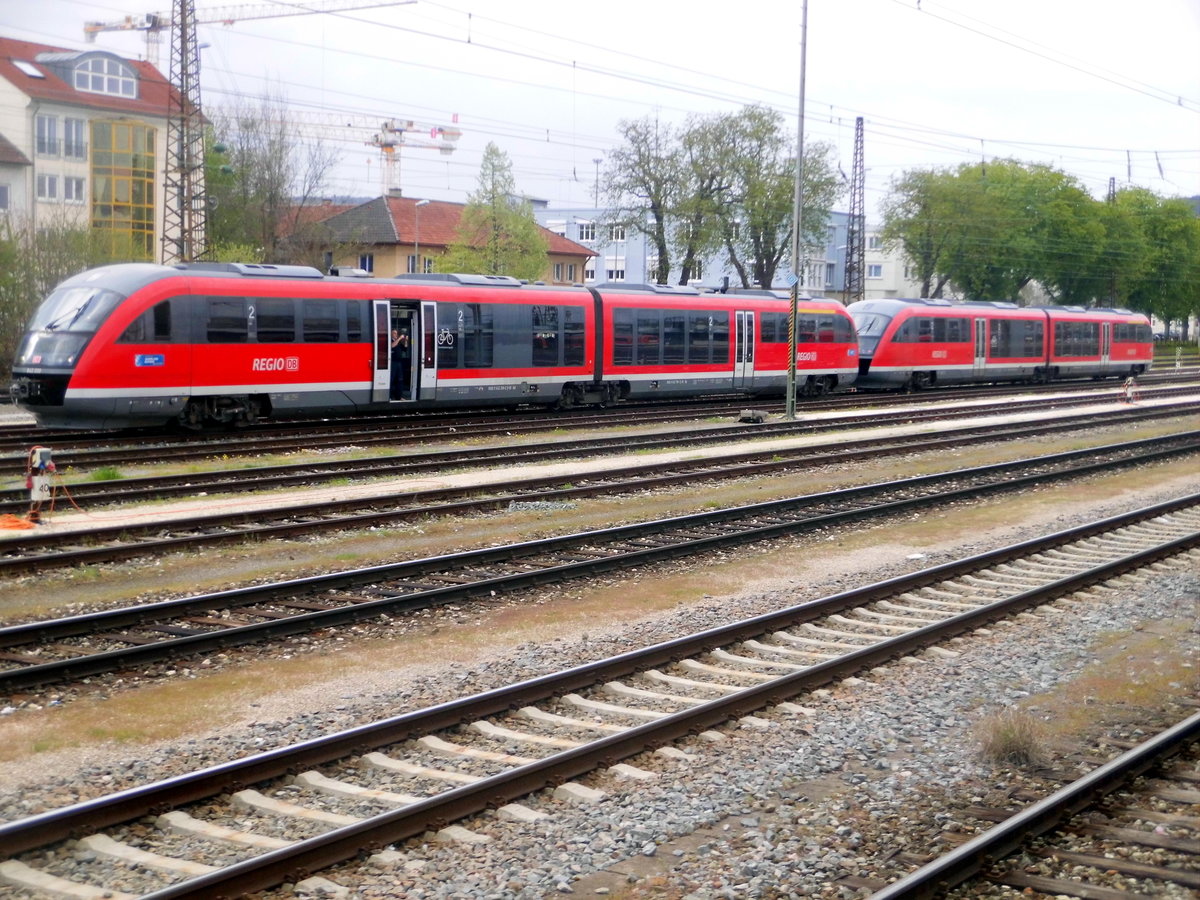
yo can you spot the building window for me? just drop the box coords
[64,176,86,203]
[553,263,563,282]
[609,224,626,242]
[36,174,58,200]
[64,118,87,159]
[36,115,58,156]
[606,268,625,281]
[577,222,596,242]
[358,253,374,273]
[91,120,156,260]
[74,56,137,98]
[825,262,835,285]
[407,254,417,274]
[868,235,883,250]
[867,264,883,279]
[567,264,576,282]
[584,266,595,282]
[0,184,9,211]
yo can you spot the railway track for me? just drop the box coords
[2,374,1197,475]
[867,713,1200,899]
[3,389,1198,517]
[0,405,1197,577]
[1,433,1197,695]
[0,497,1195,898]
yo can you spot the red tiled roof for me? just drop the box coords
[0,36,179,118]
[0,132,31,166]
[382,196,594,257]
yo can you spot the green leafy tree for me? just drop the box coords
[602,116,680,284]
[1118,188,1200,336]
[701,106,840,289]
[602,105,841,288]
[440,142,548,280]
[880,168,957,297]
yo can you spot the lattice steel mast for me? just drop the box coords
[162,0,207,262]
[843,117,865,303]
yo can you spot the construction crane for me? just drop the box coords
[84,1,414,66]
[369,118,462,195]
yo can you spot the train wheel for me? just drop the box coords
[178,400,205,431]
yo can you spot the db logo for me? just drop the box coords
[252,357,300,372]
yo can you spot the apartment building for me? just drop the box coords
[0,36,174,260]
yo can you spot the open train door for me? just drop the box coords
[735,310,756,389]
[973,317,988,376]
[371,300,392,403]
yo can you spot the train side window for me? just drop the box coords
[686,313,711,363]
[832,315,855,343]
[118,300,172,343]
[663,314,686,364]
[346,302,363,342]
[613,308,633,366]
[795,317,816,344]
[459,302,494,369]
[207,298,248,343]
[710,311,729,362]
[636,311,662,366]
[257,297,296,343]
[531,304,560,367]
[303,300,339,342]
[564,306,586,366]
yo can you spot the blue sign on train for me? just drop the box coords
[135,354,165,367]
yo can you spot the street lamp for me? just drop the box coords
[413,199,430,274]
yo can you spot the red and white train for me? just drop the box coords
[847,297,1153,390]
[9,262,860,429]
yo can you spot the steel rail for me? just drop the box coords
[3,397,1196,515]
[0,496,1195,867]
[1,407,1194,575]
[2,381,1196,479]
[0,437,1197,693]
[866,711,1200,900]
[4,514,1192,898]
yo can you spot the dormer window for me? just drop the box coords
[74,57,136,98]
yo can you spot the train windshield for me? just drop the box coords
[13,286,125,370]
[851,311,891,337]
[851,311,891,357]
[28,286,125,333]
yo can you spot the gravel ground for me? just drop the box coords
[0,477,1196,899]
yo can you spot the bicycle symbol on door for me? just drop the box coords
[437,328,455,347]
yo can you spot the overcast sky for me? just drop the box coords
[4,0,1198,220]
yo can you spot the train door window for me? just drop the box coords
[613,308,633,366]
[118,299,172,343]
[636,311,662,366]
[917,318,933,342]
[663,314,686,364]
[303,300,339,342]
[564,306,586,366]
[531,305,559,367]
[710,311,729,362]
[346,302,363,342]
[207,298,248,343]
[257,298,296,343]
